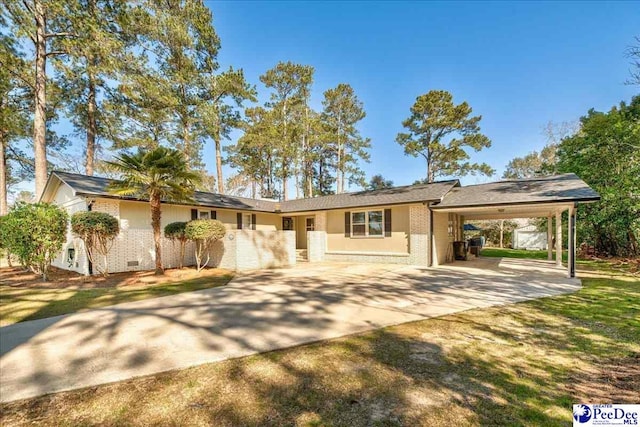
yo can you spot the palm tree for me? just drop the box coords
[107,147,201,275]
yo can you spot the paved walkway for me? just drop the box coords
[0,257,580,402]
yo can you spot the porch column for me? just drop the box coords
[555,211,562,267]
[547,215,553,260]
[568,205,577,278]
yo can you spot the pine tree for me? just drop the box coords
[260,62,314,200]
[396,90,493,183]
[52,0,130,176]
[2,0,74,197]
[321,83,370,193]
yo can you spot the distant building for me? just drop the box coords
[512,225,547,250]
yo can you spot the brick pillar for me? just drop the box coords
[409,204,429,266]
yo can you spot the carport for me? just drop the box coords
[430,174,601,278]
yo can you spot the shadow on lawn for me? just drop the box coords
[2,261,637,426]
[1,271,638,425]
[0,259,583,403]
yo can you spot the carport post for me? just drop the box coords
[568,204,577,278]
[547,215,553,260]
[555,211,562,267]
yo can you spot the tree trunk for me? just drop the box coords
[499,219,504,248]
[86,71,97,175]
[282,172,288,201]
[214,127,224,193]
[179,240,185,269]
[336,147,342,194]
[0,139,7,215]
[150,195,164,275]
[34,0,48,199]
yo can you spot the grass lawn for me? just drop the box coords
[480,247,567,261]
[0,268,234,326]
[1,264,637,426]
[480,247,638,275]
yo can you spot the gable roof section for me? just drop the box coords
[279,180,459,212]
[48,171,279,212]
[432,173,600,209]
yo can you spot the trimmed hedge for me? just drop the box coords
[71,211,120,276]
[164,222,189,268]
[185,219,226,271]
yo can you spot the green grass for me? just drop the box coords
[480,247,568,262]
[0,273,233,326]
[1,264,638,426]
[481,247,636,275]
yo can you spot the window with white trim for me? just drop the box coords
[243,213,253,229]
[199,210,210,220]
[351,210,384,237]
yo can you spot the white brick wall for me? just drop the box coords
[323,251,410,264]
[307,231,327,262]
[90,199,197,273]
[207,230,295,271]
[52,198,90,275]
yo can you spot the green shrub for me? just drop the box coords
[164,222,188,268]
[71,212,120,276]
[2,203,68,281]
[0,215,12,267]
[185,219,226,272]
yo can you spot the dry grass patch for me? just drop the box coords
[0,267,233,326]
[1,269,638,426]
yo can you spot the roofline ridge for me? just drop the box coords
[457,173,576,188]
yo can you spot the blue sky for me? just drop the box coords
[201,0,639,189]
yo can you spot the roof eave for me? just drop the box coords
[75,192,278,213]
[431,196,601,210]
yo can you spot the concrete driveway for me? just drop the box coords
[0,257,580,402]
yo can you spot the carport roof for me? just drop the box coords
[431,173,600,210]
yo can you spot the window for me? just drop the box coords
[243,213,252,229]
[199,211,210,220]
[351,210,383,237]
[368,211,383,236]
[306,217,315,232]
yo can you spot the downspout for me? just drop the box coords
[429,202,434,267]
[86,198,93,275]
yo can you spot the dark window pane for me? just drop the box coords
[352,224,366,236]
[368,211,383,223]
[352,212,365,224]
[369,222,383,236]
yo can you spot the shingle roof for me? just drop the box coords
[432,173,600,209]
[51,171,279,212]
[47,171,599,214]
[279,181,459,212]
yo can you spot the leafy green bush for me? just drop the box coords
[185,219,226,272]
[164,221,188,268]
[71,212,120,276]
[0,215,12,267]
[2,203,68,280]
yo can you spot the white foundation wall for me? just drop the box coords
[91,199,196,273]
[207,230,296,270]
[89,199,295,273]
